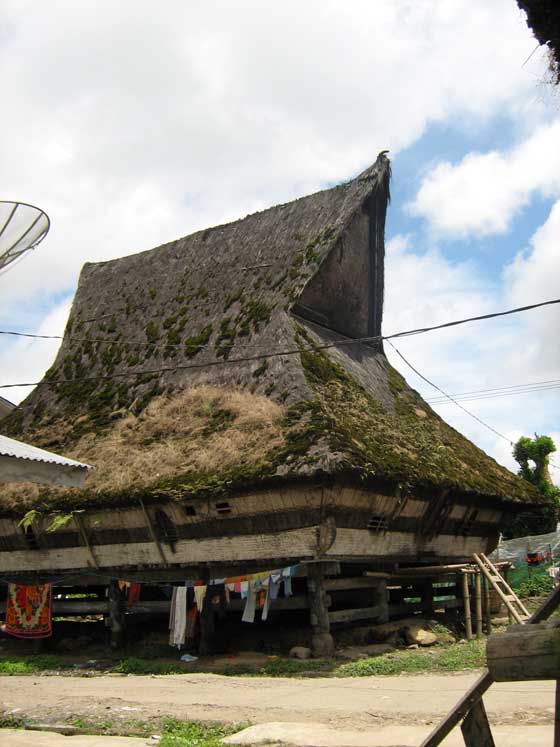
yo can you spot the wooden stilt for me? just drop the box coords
[475,571,483,638]
[421,579,434,617]
[462,572,472,641]
[107,580,125,649]
[198,574,215,656]
[307,563,335,657]
[555,680,560,747]
[483,575,492,635]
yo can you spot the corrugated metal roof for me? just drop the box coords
[0,435,91,470]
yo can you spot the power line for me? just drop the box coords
[0,296,559,391]
[427,380,560,405]
[1,296,559,361]
[385,339,515,445]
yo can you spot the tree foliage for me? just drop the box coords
[503,434,560,539]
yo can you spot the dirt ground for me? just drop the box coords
[1,670,554,730]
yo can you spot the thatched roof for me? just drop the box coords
[1,154,540,514]
[518,0,560,84]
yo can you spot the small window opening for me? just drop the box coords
[367,515,388,533]
[215,501,232,515]
[184,505,196,517]
[23,525,40,550]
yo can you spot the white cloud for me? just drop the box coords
[409,120,560,236]
[384,231,560,487]
[0,299,71,406]
[0,0,548,321]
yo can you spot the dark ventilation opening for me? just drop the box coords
[184,505,196,517]
[215,501,232,515]
[23,525,40,550]
[367,515,388,533]
[154,509,178,552]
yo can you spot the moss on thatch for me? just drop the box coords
[0,152,541,517]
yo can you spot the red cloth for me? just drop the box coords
[5,583,52,639]
[127,583,141,609]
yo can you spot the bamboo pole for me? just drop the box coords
[483,575,492,635]
[475,571,483,638]
[462,571,473,640]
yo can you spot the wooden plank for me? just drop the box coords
[555,679,560,747]
[475,572,483,638]
[74,514,100,570]
[328,604,385,624]
[324,577,388,591]
[487,624,560,681]
[462,572,473,640]
[139,499,168,566]
[460,699,495,747]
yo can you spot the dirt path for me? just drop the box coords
[1,671,554,730]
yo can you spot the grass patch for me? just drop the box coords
[336,639,486,677]
[0,655,64,675]
[160,719,241,747]
[113,657,184,675]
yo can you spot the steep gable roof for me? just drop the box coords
[2,155,540,513]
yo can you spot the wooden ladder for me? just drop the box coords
[472,552,530,624]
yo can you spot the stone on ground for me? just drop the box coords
[222,721,552,747]
[289,646,311,660]
[0,729,146,747]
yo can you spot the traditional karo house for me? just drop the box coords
[0,154,541,652]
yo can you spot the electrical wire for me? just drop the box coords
[385,339,515,445]
[1,297,559,382]
[427,379,560,405]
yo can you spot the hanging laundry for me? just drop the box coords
[193,585,207,612]
[127,583,141,609]
[169,586,188,648]
[185,607,198,639]
[5,583,52,639]
[241,580,257,623]
[282,567,293,597]
[269,574,282,601]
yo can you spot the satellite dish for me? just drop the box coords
[0,201,50,275]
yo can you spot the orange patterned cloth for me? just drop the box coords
[5,583,52,639]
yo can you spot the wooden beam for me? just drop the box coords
[324,577,389,591]
[328,604,386,624]
[460,700,495,747]
[139,498,168,566]
[487,623,560,681]
[462,572,473,641]
[307,563,335,657]
[475,572,483,638]
[74,514,100,570]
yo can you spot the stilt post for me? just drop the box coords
[307,563,335,657]
[475,571,483,638]
[108,580,125,649]
[462,571,472,641]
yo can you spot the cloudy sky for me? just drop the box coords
[1,0,558,481]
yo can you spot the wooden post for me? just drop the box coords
[462,572,472,641]
[555,680,560,747]
[108,580,125,649]
[483,575,492,635]
[475,571,483,638]
[503,567,513,624]
[421,579,434,617]
[198,573,215,656]
[460,699,495,747]
[307,563,335,657]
